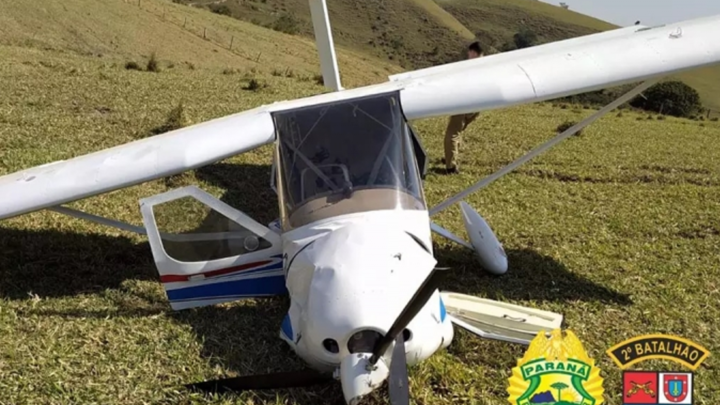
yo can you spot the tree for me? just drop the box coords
[513,28,538,49]
[271,13,301,35]
[209,3,231,16]
[630,81,703,118]
[550,382,569,402]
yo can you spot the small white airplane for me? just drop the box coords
[1,1,719,403]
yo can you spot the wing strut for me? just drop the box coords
[49,205,258,243]
[429,79,658,217]
[49,206,148,235]
[308,0,342,91]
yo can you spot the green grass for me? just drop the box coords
[2,0,720,404]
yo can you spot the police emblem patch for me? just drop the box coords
[660,372,692,404]
[623,371,658,404]
[607,334,706,404]
[620,371,692,405]
[507,329,604,405]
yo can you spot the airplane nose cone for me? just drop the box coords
[287,219,437,364]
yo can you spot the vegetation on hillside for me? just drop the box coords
[0,0,400,87]
[630,81,704,118]
[177,0,720,112]
[177,0,474,68]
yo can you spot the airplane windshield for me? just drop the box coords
[273,91,426,230]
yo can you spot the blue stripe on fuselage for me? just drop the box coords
[167,263,286,302]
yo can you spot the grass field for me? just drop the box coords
[1,0,720,404]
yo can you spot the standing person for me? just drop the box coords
[443,42,484,174]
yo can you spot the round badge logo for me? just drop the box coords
[508,329,604,405]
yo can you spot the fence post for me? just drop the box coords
[137,0,140,6]
[203,27,207,39]
[183,17,187,28]
[230,36,234,50]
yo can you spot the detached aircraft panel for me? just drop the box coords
[0,108,275,220]
[399,15,720,119]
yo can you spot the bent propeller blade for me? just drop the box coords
[388,334,410,405]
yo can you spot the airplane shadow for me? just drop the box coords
[195,161,279,226]
[0,227,156,300]
[0,161,628,403]
[0,225,340,403]
[432,243,632,305]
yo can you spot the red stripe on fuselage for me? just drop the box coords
[160,260,273,283]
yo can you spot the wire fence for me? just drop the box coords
[122,0,265,65]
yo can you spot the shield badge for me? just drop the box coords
[661,373,690,403]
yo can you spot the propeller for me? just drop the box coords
[388,334,410,405]
[369,268,445,365]
[185,267,446,404]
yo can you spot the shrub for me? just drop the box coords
[557,120,582,136]
[125,61,141,70]
[209,4,231,16]
[629,81,702,118]
[272,13,300,35]
[244,78,267,91]
[557,83,637,108]
[146,52,159,72]
[147,103,191,137]
[513,28,538,49]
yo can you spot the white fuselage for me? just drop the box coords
[277,210,454,372]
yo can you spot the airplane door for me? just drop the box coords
[139,185,284,310]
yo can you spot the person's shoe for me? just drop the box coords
[446,166,459,174]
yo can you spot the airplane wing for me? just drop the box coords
[0,107,275,220]
[1,14,719,221]
[397,14,720,119]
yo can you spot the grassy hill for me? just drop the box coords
[0,0,401,87]
[182,0,720,111]
[1,0,720,404]
[435,0,615,51]
[181,0,475,69]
